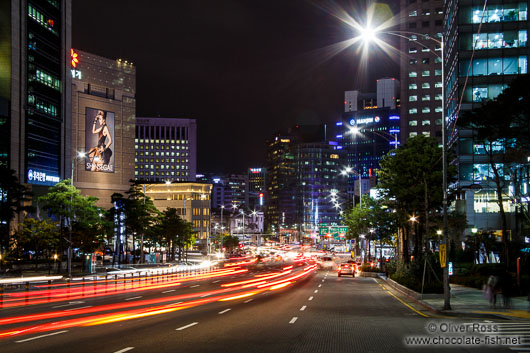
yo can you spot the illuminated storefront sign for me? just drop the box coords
[250,168,262,173]
[71,69,82,79]
[27,169,60,185]
[349,116,381,126]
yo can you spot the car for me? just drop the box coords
[338,262,356,277]
[318,256,335,270]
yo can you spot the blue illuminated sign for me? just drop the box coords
[336,122,343,126]
[389,115,400,120]
[336,135,343,139]
[27,169,60,186]
[349,118,356,126]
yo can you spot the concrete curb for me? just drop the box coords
[380,277,520,320]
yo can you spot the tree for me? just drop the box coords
[159,207,184,261]
[39,180,102,273]
[13,218,60,268]
[0,167,32,254]
[344,195,397,264]
[222,234,240,253]
[457,74,530,267]
[377,135,456,261]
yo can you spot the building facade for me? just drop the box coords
[248,167,266,210]
[444,0,529,234]
[336,79,401,199]
[71,50,136,209]
[1,0,72,192]
[265,126,347,239]
[141,182,211,243]
[400,0,445,143]
[135,117,197,183]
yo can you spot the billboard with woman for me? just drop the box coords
[85,108,115,173]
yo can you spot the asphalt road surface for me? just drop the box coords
[0,267,527,353]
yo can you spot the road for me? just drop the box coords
[0,264,527,353]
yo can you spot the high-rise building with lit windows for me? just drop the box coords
[399,0,444,144]
[135,117,197,182]
[444,1,529,234]
[1,0,71,191]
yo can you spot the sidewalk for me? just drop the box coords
[421,284,530,320]
[379,275,530,320]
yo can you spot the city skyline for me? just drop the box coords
[72,0,399,173]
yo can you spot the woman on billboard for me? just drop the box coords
[88,110,113,172]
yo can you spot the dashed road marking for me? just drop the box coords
[125,296,142,301]
[218,308,231,314]
[314,290,318,293]
[64,305,92,311]
[113,348,135,353]
[289,317,298,324]
[15,330,68,343]
[190,285,200,288]
[308,296,313,301]
[176,322,199,331]
[318,284,322,288]
[162,289,176,293]
[300,305,307,311]
[212,280,220,283]
[200,293,211,298]
[244,299,253,303]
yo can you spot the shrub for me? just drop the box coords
[359,264,382,272]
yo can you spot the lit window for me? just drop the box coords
[409,47,418,53]
[409,95,418,101]
[435,82,442,88]
[422,95,431,101]
[409,10,418,16]
[422,107,431,113]
[409,120,418,126]
[409,108,418,114]
[422,82,431,89]
[422,9,431,15]
[422,47,430,52]
[409,83,418,89]
[435,118,442,125]
[409,71,418,77]
[410,59,418,64]
[422,58,430,64]
[422,131,431,136]
[435,69,442,76]
[435,94,442,100]
[422,70,430,76]
[422,119,431,126]
[434,57,442,63]
[410,132,418,137]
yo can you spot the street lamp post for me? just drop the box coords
[220,205,224,255]
[359,28,450,309]
[341,167,362,209]
[68,152,86,278]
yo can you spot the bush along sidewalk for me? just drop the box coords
[388,254,444,294]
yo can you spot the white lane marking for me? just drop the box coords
[289,317,298,324]
[125,296,142,301]
[52,301,84,308]
[308,296,313,301]
[212,280,220,283]
[162,289,176,293]
[200,293,211,298]
[176,322,199,331]
[314,290,318,293]
[244,299,253,303]
[322,279,325,282]
[318,284,322,288]
[300,305,307,311]
[64,305,92,311]
[15,330,68,343]
[218,308,231,314]
[113,348,135,353]
[190,285,200,288]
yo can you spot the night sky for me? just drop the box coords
[72,1,399,174]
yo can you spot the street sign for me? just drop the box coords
[351,250,355,258]
[448,262,453,275]
[439,244,446,268]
